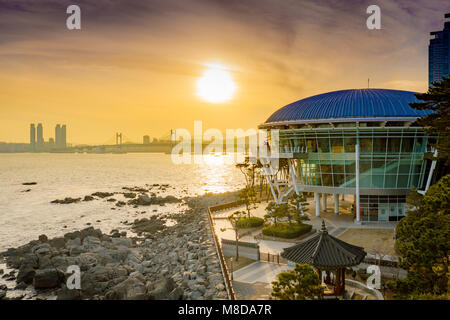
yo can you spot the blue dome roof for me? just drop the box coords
[265,89,431,124]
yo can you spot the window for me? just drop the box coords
[387,138,401,153]
[318,138,330,153]
[330,137,344,153]
[344,137,356,152]
[360,138,372,153]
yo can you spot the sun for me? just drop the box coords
[196,65,237,103]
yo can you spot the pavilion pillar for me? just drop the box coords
[341,194,345,201]
[314,193,320,217]
[325,271,331,284]
[333,194,339,215]
[341,268,346,294]
[335,269,342,295]
[321,193,327,211]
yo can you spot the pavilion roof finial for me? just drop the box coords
[321,220,328,233]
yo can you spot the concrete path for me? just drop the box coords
[232,261,294,284]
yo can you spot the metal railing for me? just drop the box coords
[259,251,288,265]
[207,206,236,300]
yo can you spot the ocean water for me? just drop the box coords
[0,153,245,251]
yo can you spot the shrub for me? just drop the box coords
[262,222,312,239]
[237,217,264,228]
[357,268,370,281]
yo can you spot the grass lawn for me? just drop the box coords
[224,256,256,271]
[337,228,396,256]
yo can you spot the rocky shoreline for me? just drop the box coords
[0,191,239,300]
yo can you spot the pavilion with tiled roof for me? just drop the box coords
[281,221,367,296]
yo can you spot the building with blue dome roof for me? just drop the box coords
[258,88,437,223]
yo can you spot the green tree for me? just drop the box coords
[410,76,450,167]
[271,263,324,300]
[238,187,257,217]
[264,201,285,226]
[225,211,247,261]
[389,174,450,298]
[288,192,309,223]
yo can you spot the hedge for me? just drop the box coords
[262,222,312,239]
[237,217,265,228]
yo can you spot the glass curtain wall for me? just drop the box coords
[278,128,429,190]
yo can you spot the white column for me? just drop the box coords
[314,193,320,217]
[321,193,327,211]
[355,143,361,223]
[424,149,438,193]
[334,194,339,215]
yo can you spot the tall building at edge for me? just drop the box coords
[29,124,36,150]
[258,89,436,223]
[429,13,450,85]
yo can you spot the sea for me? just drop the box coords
[0,153,245,251]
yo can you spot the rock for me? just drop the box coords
[0,289,6,299]
[0,269,3,275]
[168,287,183,300]
[33,268,64,289]
[48,237,66,249]
[38,234,48,242]
[147,278,176,300]
[132,217,166,234]
[128,194,180,206]
[91,192,114,198]
[15,282,28,290]
[83,195,94,201]
[22,182,37,185]
[111,238,132,248]
[56,285,81,300]
[123,192,136,199]
[82,236,101,250]
[51,197,81,204]
[105,274,147,300]
[190,290,203,300]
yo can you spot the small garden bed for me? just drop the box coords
[262,222,312,239]
[237,217,265,228]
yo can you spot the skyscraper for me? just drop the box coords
[61,125,67,148]
[55,124,61,148]
[429,13,450,86]
[36,123,44,150]
[30,123,36,151]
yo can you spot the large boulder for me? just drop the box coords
[56,285,82,300]
[33,268,64,289]
[147,278,176,300]
[105,273,147,300]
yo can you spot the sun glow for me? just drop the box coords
[196,65,236,103]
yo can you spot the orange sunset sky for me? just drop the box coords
[1,0,449,144]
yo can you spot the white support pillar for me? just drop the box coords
[321,193,327,212]
[333,194,339,215]
[424,149,438,193]
[314,193,320,217]
[355,143,361,223]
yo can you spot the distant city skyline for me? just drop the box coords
[29,122,67,151]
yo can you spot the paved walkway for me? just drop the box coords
[212,195,397,255]
[232,261,293,284]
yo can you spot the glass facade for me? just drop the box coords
[278,128,429,190]
[273,127,433,222]
[360,195,406,222]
